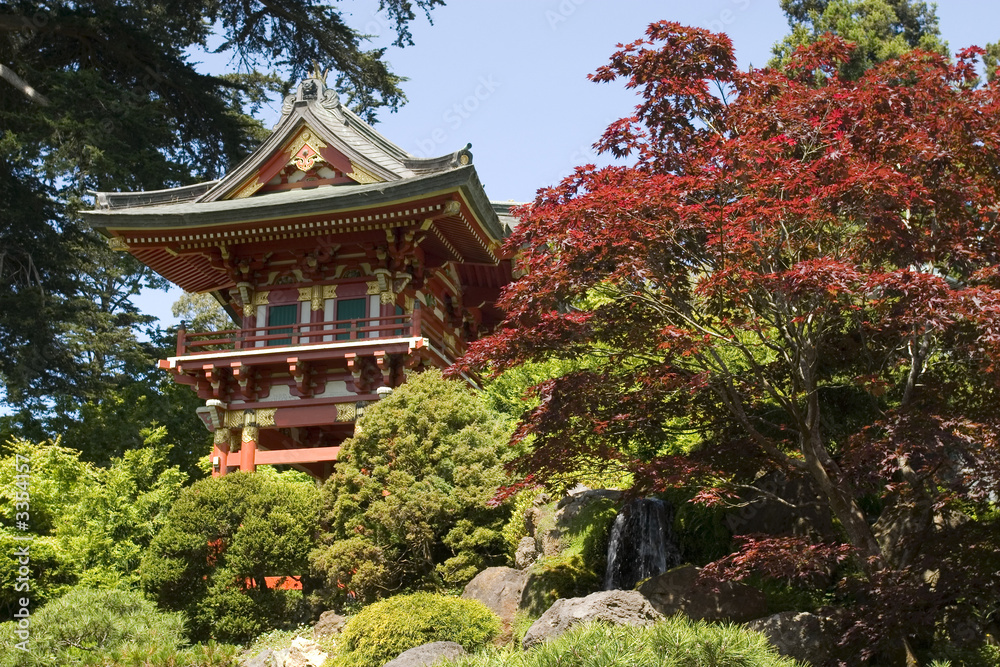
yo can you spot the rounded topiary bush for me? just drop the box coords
[336,592,501,667]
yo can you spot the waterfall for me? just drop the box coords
[604,498,682,590]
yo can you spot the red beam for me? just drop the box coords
[254,446,341,466]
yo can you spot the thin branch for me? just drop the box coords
[0,64,49,105]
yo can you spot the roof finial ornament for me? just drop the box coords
[310,60,329,84]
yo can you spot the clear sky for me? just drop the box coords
[138,0,1000,326]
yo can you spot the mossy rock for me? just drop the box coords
[520,555,602,616]
[519,490,620,616]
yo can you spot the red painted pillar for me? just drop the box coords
[240,410,257,472]
[212,430,230,478]
[410,303,422,337]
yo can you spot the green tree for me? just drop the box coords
[310,370,513,606]
[56,427,187,589]
[141,468,320,643]
[772,0,949,79]
[461,22,1000,663]
[172,292,234,333]
[0,438,89,617]
[0,433,189,618]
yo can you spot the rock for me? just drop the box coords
[874,495,969,569]
[239,648,272,667]
[515,536,539,569]
[519,557,602,617]
[536,488,622,557]
[382,641,467,667]
[272,637,327,667]
[517,488,622,617]
[723,472,836,543]
[521,589,662,650]
[462,566,529,630]
[748,611,835,665]
[637,564,767,622]
[312,610,347,637]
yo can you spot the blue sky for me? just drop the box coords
[138,0,1000,326]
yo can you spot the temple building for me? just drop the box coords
[82,72,516,479]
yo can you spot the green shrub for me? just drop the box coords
[141,467,319,643]
[440,617,805,667]
[75,641,237,667]
[500,488,538,560]
[311,370,513,606]
[925,641,1000,667]
[335,592,501,667]
[0,587,189,666]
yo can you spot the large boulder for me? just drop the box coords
[723,472,836,542]
[382,641,467,667]
[312,610,347,638]
[239,637,328,667]
[637,564,767,622]
[521,590,662,650]
[517,487,622,616]
[748,611,836,665]
[533,487,622,557]
[462,566,529,630]
[239,649,273,667]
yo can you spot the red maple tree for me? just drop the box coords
[459,23,1000,663]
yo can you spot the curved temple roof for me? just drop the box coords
[82,73,520,295]
[89,72,480,211]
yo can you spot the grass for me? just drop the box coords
[439,616,807,667]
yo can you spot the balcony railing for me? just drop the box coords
[174,309,452,357]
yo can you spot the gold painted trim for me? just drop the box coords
[225,410,245,429]
[284,126,328,160]
[298,287,312,302]
[366,281,381,295]
[241,425,259,443]
[335,403,356,422]
[256,408,277,428]
[322,284,338,299]
[108,236,130,251]
[231,177,263,200]
[346,161,383,185]
[253,291,270,306]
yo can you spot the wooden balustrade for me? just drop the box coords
[176,313,434,356]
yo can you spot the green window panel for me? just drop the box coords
[267,303,298,346]
[336,298,366,340]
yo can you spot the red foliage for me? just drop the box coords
[459,21,1000,657]
[702,535,853,587]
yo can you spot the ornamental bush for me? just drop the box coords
[311,370,513,606]
[0,587,202,667]
[140,467,320,643]
[336,592,501,667]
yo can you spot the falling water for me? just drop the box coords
[604,498,683,590]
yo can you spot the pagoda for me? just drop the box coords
[83,72,515,479]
